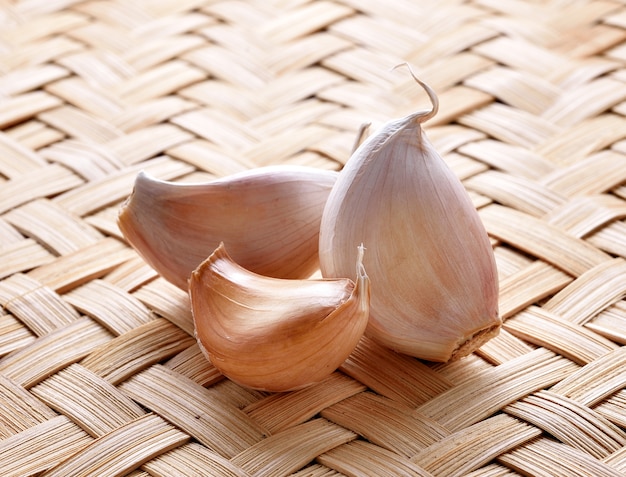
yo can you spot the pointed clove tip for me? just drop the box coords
[119,171,150,215]
[391,62,439,122]
[118,171,153,227]
[356,243,368,279]
[133,170,159,191]
[354,244,370,315]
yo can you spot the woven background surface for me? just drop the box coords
[2,1,626,476]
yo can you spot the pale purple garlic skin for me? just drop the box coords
[118,165,338,290]
[318,76,500,362]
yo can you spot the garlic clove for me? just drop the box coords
[190,242,370,392]
[117,165,338,290]
[319,73,500,362]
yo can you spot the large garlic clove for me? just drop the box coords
[319,75,500,362]
[190,243,370,392]
[118,165,338,290]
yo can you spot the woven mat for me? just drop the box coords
[1,1,626,476]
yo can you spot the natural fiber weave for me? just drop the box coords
[1,0,626,475]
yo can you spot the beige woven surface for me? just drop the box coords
[1,0,626,475]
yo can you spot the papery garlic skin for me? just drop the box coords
[190,243,370,392]
[319,78,500,362]
[117,166,337,290]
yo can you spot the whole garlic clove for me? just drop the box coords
[319,73,500,362]
[190,242,370,392]
[117,165,338,290]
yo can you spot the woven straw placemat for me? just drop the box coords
[1,1,626,476]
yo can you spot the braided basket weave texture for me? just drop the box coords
[1,1,626,476]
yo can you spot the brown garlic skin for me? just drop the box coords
[190,243,370,392]
[318,75,500,362]
[117,166,338,290]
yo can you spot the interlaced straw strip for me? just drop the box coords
[504,306,619,365]
[458,139,557,179]
[0,415,91,477]
[588,221,626,262]
[411,414,541,477]
[40,413,189,477]
[545,195,626,238]
[0,134,49,176]
[4,198,104,254]
[457,103,560,149]
[0,317,112,388]
[31,363,144,436]
[465,170,566,216]
[480,204,611,276]
[317,440,434,477]
[0,92,63,129]
[463,463,518,477]
[0,240,55,281]
[142,442,249,477]
[497,261,573,319]
[498,436,624,477]
[79,318,195,385]
[244,372,366,434]
[120,364,267,458]
[540,151,626,197]
[27,238,135,293]
[321,391,449,457]
[0,164,83,214]
[0,311,35,356]
[132,277,194,334]
[103,256,158,292]
[596,390,626,429]
[0,373,57,438]
[542,258,626,325]
[163,344,224,387]
[339,336,453,408]
[550,347,626,406]
[64,279,155,335]
[536,115,626,166]
[230,419,356,476]
[504,390,626,459]
[603,447,626,474]
[416,348,579,432]
[476,329,535,366]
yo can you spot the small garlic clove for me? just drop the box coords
[117,166,338,290]
[190,243,370,392]
[319,72,500,362]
